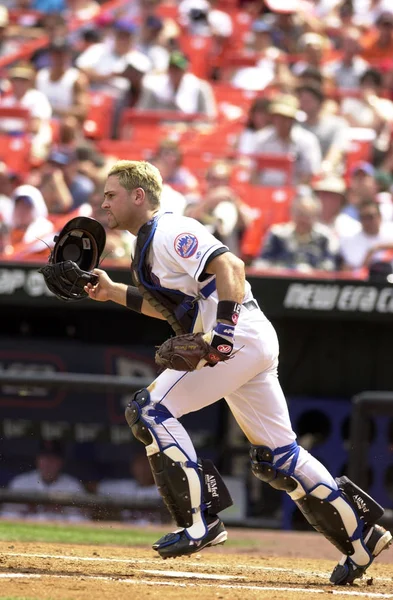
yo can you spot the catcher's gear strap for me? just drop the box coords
[200,458,233,516]
[130,215,217,335]
[250,444,298,492]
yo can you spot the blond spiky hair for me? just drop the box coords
[108,160,162,207]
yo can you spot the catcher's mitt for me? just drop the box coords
[155,332,231,372]
[39,260,99,302]
[39,216,106,302]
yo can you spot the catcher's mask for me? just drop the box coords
[39,216,106,302]
[52,216,106,271]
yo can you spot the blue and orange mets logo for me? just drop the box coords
[174,233,198,258]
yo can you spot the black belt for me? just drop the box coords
[243,299,259,311]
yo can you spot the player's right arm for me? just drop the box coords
[84,268,166,320]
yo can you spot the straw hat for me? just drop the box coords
[269,94,299,119]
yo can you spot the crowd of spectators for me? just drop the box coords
[1,0,393,277]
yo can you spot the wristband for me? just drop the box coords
[126,286,143,313]
[216,300,241,325]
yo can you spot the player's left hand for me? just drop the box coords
[198,323,235,369]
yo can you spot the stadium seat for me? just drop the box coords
[239,185,295,260]
[96,139,155,161]
[83,92,115,140]
[0,134,31,174]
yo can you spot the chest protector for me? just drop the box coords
[130,215,200,336]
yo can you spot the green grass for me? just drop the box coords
[0,521,158,546]
[0,521,258,549]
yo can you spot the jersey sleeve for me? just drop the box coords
[162,216,228,281]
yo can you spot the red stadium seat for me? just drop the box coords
[96,139,155,161]
[83,92,115,140]
[0,134,31,174]
[240,185,295,260]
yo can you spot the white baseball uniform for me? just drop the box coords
[132,212,336,494]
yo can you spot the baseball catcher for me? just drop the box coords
[39,216,106,302]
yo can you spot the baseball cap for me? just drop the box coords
[376,11,393,26]
[252,17,274,33]
[48,150,77,166]
[38,439,65,458]
[0,6,9,27]
[145,15,163,31]
[264,0,299,13]
[113,19,138,34]
[351,162,375,177]
[169,51,189,71]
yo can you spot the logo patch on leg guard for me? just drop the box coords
[353,495,370,514]
[205,474,219,498]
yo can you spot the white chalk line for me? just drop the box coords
[0,571,393,597]
[3,551,392,583]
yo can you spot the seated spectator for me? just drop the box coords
[66,0,100,23]
[151,139,198,193]
[75,20,143,100]
[136,14,169,72]
[345,161,378,220]
[340,199,393,270]
[236,97,272,155]
[1,439,87,522]
[39,149,95,214]
[361,10,393,63]
[292,32,329,78]
[36,39,89,125]
[0,217,12,257]
[341,67,393,129]
[0,63,52,161]
[116,51,152,111]
[264,0,308,55]
[231,17,292,92]
[31,15,68,71]
[255,192,339,272]
[10,184,54,247]
[249,94,322,186]
[97,449,164,524]
[186,185,252,255]
[137,50,217,118]
[0,7,21,58]
[296,83,349,175]
[313,176,361,238]
[0,162,16,228]
[323,27,369,90]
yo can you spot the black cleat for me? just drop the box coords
[152,517,228,559]
[330,524,392,585]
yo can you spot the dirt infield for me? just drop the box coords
[1,529,393,600]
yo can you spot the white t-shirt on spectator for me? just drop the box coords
[340,222,393,268]
[1,470,86,522]
[0,89,52,142]
[76,43,135,93]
